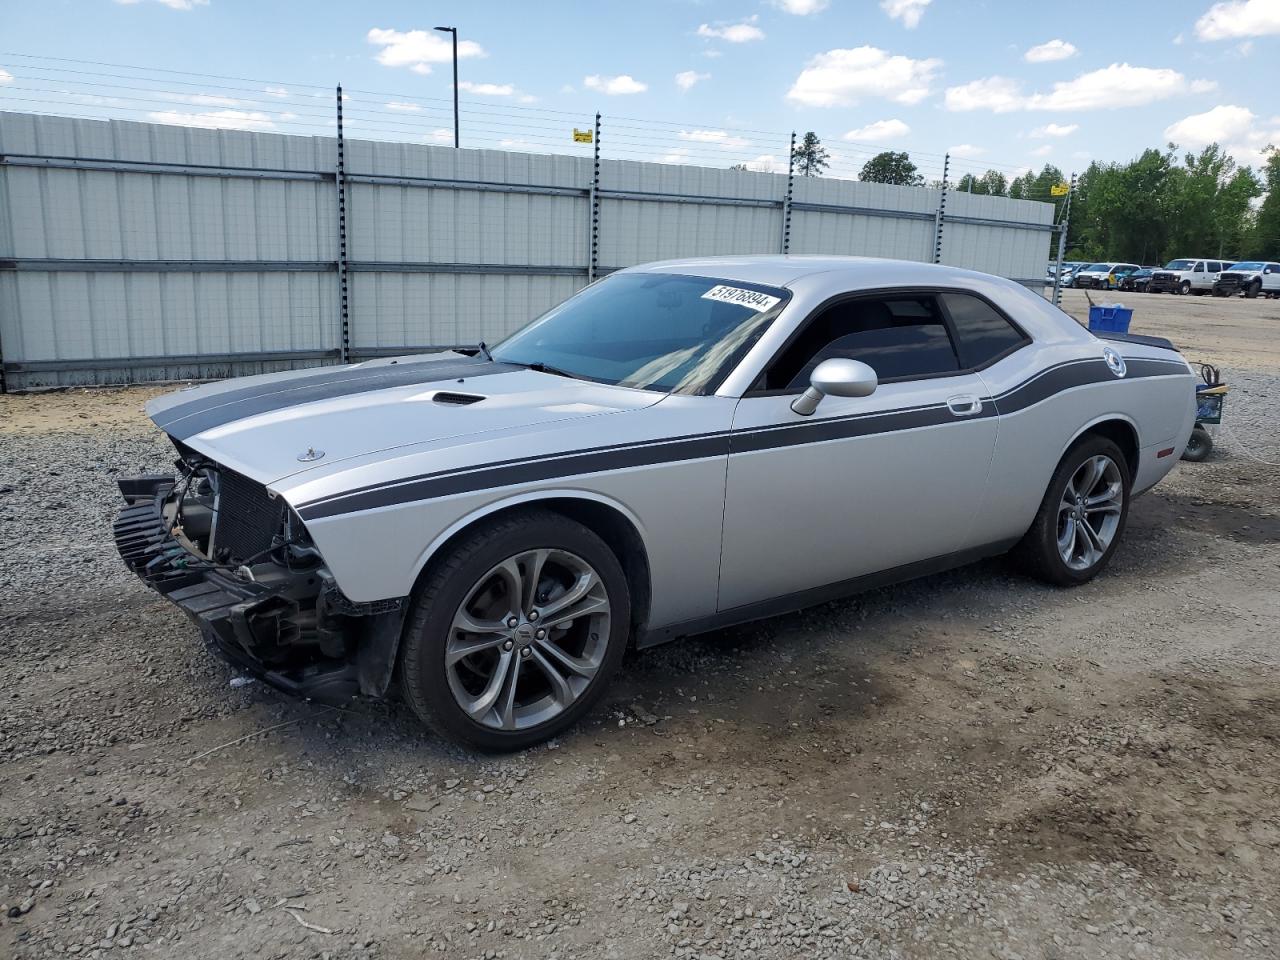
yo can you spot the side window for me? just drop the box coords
[1194,261,1205,272]
[939,293,1027,368]
[761,295,960,391]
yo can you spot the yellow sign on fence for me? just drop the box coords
[573,128,593,144]
[1050,182,1070,197]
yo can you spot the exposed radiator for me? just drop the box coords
[213,467,283,563]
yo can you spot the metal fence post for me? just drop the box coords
[781,131,796,254]
[588,112,601,282]
[1051,172,1076,307]
[335,85,351,365]
[932,152,949,264]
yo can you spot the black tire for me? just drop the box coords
[1011,435,1131,587]
[1179,280,1191,295]
[1181,426,1213,462]
[398,509,631,751]
[1245,280,1261,299]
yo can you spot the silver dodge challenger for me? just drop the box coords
[114,256,1197,749]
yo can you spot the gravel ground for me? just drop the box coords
[2,291,1278,959]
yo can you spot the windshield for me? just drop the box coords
[1164,259,1195,270]
[492,272,789,395]
[1085,263,1111,271]
[1228,262,1263,270]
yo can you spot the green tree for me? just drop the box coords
[1246,147,1280,259]
[955,170,1009,196]
[859,151,923,186]
[791,132,829,177]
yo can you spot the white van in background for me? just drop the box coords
[1148,258,1232,295]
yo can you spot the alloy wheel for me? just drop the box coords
[445,548,611,731]
[1056,455,1124,571]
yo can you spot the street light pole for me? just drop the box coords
[434,25,459,148]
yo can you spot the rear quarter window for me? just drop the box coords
[939,293,1028,369]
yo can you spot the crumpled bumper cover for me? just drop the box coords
[112,476,358,702]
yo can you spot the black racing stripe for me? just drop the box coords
[1125,357,1190,377]
[298,434,732,520]
[991,358,1108,415]
[155,355,512,440]
[296,353,1188,519]
[730,402,981,454]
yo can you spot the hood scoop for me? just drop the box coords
[432,390,485,406]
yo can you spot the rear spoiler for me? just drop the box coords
[1094,332,1177,352]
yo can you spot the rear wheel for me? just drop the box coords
[399,510,630,751]
[1013,436,1130,586]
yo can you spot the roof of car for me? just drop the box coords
[617,255,1020,290]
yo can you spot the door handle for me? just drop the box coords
[947,395,983,417]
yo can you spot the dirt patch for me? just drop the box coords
[2,293,1280,958]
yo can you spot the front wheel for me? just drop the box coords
[1012,436,1131,586]
[399,510,630,751]
[1245,280,1261,299]
[1179,280,1191,295]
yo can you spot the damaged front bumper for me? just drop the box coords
[112,476,406,703]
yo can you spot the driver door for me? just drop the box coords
[717,291,1002,612]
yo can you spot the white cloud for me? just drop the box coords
[786,46,941,107]
[584,74,647,95]
[1024,39,1078,62]
[679,129,751,149]
[1030,145,1053,157]
[946,64,1197,113]
[1030,122,1079,137]
[385,101,422,113]
[1028,63,1189,109]
[457,81,515,97]
[675,70,710,91]
[1164,104,1254,144]
[843,118,910,141]
[772,0,829,13]
[1190,78,1219,93]
[115,0,209,9]
[366,28,486,73]
[742,154,780,172]
[147,109,276,132]
[262,86,290,99]
[0,68,15,86]
[1237,39,1255,54]
[159,92,241,108]
[944,76,1024,113]
[1195,0,1280,41]
[1163,103,1280,164]
[880,0,932,28]
[660,148,693,164]
[697,15,765,43]
[949,143,985,157]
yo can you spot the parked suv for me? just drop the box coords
[1214,261,1280,299]
[1148,258,1231,295]
[1073,262,1139,290]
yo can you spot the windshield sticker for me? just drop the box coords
[700,285,782,312]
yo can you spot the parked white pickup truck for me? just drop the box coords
[1214,261,1280,299]
[1148,258,1232,295]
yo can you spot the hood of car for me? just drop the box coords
[146,353,663,485]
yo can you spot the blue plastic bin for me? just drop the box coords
[1087,304,1133,334]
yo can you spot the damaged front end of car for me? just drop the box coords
[112,446,407,703]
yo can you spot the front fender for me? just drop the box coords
[406,488,652,594]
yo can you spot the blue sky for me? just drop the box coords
[2,0,1277,185]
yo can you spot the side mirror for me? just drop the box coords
[791,358,878,416]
